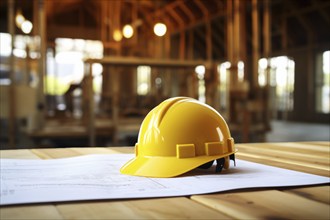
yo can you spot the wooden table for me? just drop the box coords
[1,142,329,219]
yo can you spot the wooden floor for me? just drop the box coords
[1,142,329,219]
[266,120,330,142]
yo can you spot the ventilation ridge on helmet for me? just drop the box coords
[156,97,190,126]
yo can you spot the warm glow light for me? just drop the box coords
[259,58,268,69]
[195,65,205,79]
[21,20,33,34]
[323,51,329,74]
[15,13,25,28]
[238,61,244,81]
[92,63,103,76]
[113,29,122,42]
[123,24,134,38]
[0,33,11,57]
[153,23,167,37]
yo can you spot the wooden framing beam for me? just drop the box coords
[252,0,260,88]
[143,0,183,26]
[188,29,194,59]
[233,0,240,63]
[284,1,330,18]
[83,1,101,28]
[311,0,330,24]
[178,1,195,23]
[210,22,224,59]
[238,0,247,67]
[86,57,211,68]
[172,9,226,35]
[8,0,15,147]
[194,0,209,17]
[100,0,108,42]
[194,0,212,60]
[286,1,313,35]
[165,7,184,27]
[193,26,207,54]
[46,0,81,18]
[263,0,271,58]
[179,31,186,59]
[227,0,234,62]
[206,21,212,60]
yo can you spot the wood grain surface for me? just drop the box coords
[1,142,329,219]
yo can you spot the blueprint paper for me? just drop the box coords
[1,154,329,205]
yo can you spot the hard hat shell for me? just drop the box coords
[120,97,236,178]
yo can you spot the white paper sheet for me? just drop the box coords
[1,154,329,205]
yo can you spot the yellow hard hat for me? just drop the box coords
[120,97,236,178]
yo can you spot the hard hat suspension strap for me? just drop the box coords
[216,158,225,173]
[230,154,236,166]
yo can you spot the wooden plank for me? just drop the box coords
[236,152,329,177]
[0,142,328,219]
[236,142,330,176]
[297,141,330,147]
[31,148,82,159]
[30,147,133,159]
[86,56,211,68]
[71,147,119,155]
[284,186,330,204]
[0,204,63,220]
[0,147,131,160]
[237,144,329,166]
[55,197,228,219]
[191,190,330,220]
[109,146,134,154]
[237,142,330,155]
[0,149,40,159]
[240,142,330,153]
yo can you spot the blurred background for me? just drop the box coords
[0,0,329,149]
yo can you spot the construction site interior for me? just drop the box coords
[0,0,329,149]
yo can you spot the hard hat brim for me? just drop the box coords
[120,150,237,178]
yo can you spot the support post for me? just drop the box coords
[252,0,260,89]
[88,63,95,146]
[37,0,46,129]
[8,0,15,148]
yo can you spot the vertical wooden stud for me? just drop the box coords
[8,0,15,148]
[252,0,260,89]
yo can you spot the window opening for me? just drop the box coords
[316,51,330,113]
[217,62,231,111]
[137,65,151,96]
[46,38,103,116]
[195,65,205,103]
[258,56,295,112]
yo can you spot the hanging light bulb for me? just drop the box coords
[113,29,122,42]
[122,24,134,38]
[15,11,25,28]
[21,20,33,34]
[195,65,205,79]
[153,23,167,37]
